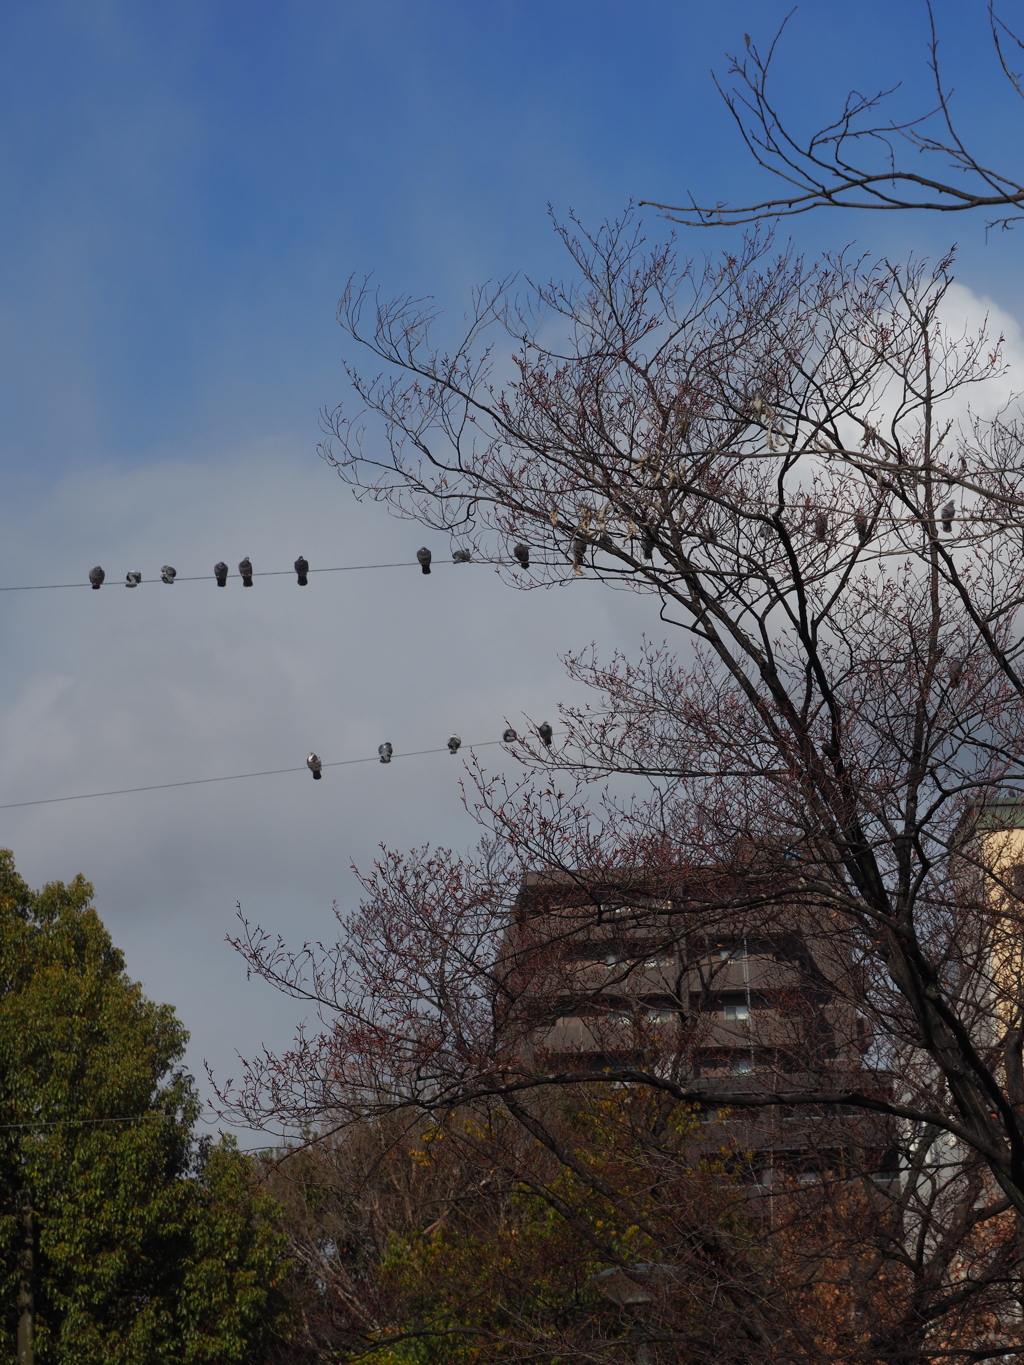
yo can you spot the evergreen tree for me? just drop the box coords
[0,849,288,1363]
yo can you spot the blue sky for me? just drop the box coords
[4,0,1022,471]
[1,0,1022,1134]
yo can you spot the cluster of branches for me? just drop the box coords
[258,1076,1018,1364]
[221,216,1024,1360]
[645,4,1024,230]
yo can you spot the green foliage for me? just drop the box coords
[0,850,289,1364]
[373,1189,607,1365]
[337,1091,747,1365]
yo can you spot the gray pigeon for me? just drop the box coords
[513,543,530,569]
[941,501,955,533]
[307,753,323,780]
[538,721,553,747]
[89,566,105,590]
[214,562,229,586]
[239,557,253,586]
[502,727,518,743]
[447,734,461,755]
[125,571,142,588]
[295,556,309,585]
[452,548,471,563]
[416,547,432,575]
[161,566,177,584]
[378,742,393,764]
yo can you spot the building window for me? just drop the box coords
[644,1008,676,1024]
[722,998,750,1021]
[717,943,748,961]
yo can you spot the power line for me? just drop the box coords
[0,560,439,593]
[0,553,588,595]
[0,736,537,813]
[0,1114,177,1131]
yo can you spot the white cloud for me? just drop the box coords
[4,278,1021,1139]
[0,435,651,1134]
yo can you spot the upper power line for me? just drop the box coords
[2,544,540,593]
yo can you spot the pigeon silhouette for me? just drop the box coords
[89,566,105,590]
[513,543,530,569]
[307,753,323,780]
[538,722,553,747]
[416,547,432,575]
[378,742,393,764]
[295,556,309,586]
[502,727,518,743]
[214,562,229,587]
[239,557,253,586]
[941,501,955,534]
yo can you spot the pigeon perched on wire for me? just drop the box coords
[447,734,461,755]
[940,501,955,534]
[295,556,309,586]
[89,566,105,590]
[502,727,518,743]
[239,557,253,587]
[161,566,177,584]
[125,571,142,588]
[538,721,553,747]
[452,548,471,563]
[416,547,432,575]
[306,753,322,780]
[378,742,393,764]
[214,561,229,587]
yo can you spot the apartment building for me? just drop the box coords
[503,868,890,1185]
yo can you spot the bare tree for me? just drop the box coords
[227,216,1024,1357]
[642,4,1024,230]
[235,825,1023,1362]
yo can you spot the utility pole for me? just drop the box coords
[16,1189,34,1365]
